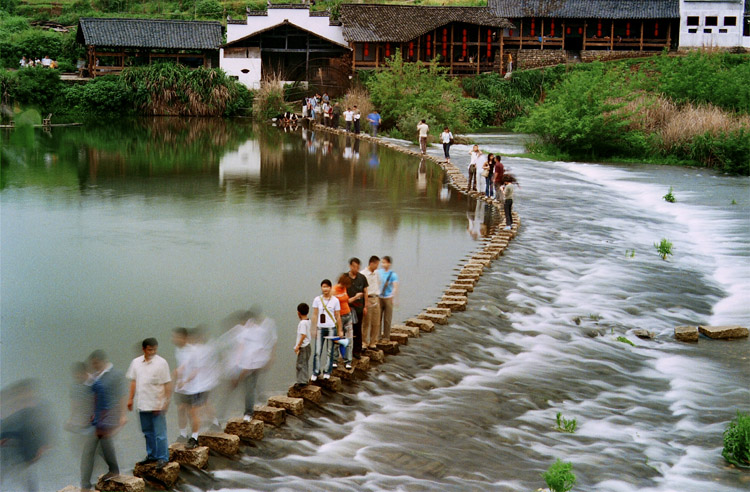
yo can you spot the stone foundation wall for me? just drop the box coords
[579,50,653,63]
[517,49,567,69]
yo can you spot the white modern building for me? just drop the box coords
[220,5,350,89]
[678,0,750,48]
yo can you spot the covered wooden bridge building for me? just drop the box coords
[76,18,223,77]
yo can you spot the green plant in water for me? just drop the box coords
[616,336,635,347]
[722,411,750,468]
[625,249,636,258]
[543,459,576,492]
[663,186,676,203]
[588,313,602,321]
[731,199,737,205]
[555,412,577,433]
[654,238,674,260]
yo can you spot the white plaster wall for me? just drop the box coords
[227,7,346,46]
[679,0,748,48]
[220,47,262,89]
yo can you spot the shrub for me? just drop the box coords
[722,411,750,468]
[252,71,289,120]
[195,0,222,17]
[663,187,675,203]
[342,86,373,128]
[654,238,673,260]
[543,459,576,492]
[462,97,498,129]
[80,76,131,113]
[13,66,62,111]
[366,50,467,134]
[0,69,18,107]
[555,413,577,433]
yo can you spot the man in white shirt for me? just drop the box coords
[344,107,354,132]
[362,255,381,349]
[417,119,430,154]
[310,279,343,380]
[41,55,51,68]
[126,338,172,467]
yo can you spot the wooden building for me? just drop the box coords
[76,18,222,77]
[340,5,515,74]
[490,0,680,52]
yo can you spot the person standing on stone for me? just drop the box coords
[378,256,399,344]
[332,274,354,370]
[440,127,453,162]
[492,155,505,205]
[417,119,430,154]
[344,107,353,132]
[502,174,517,230]
[345,258,368,359]
[353,106,361,134]
[293,303,311,387]
[81,350,126,490]
[468,145,481,191]
[310,279,343,381]
[126,338,172,468]
[362,256,381,349]
[482,153,495,198]
[332,103,341,128]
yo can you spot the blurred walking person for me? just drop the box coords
[127,338,172,468]
[81,350,126,490]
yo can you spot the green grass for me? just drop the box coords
[555,412,577,433]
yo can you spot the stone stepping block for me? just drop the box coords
[332,365,357,381]
[133,461,180,489]
[418,312,448,325]
[698,325,748,339]
[198,431,240,455]
[674,325,699,342]
[376,340,400,355]
[288,384,322,404]
[444,288,468,297]
[438,299,467,312]
[225,417,265,440]
[462,263,484,272]
[353,355,371,371]
[633,329,655,339]
[390,332,409,345]
[454,278,477,288]
[472,252,495,260]
[253,404,286,427]
[96,474,145,492]
[364,348,385,362]
[405,317,435,332]
[169,442,210,469]
[426,307,452,317]
[391,324,420,337]
[457,271,481,281]
[449,282,474,293]
[467,258,491,267]
[268,395,305,416]
[311,375,343,392]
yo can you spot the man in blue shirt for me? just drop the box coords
[367,110,381,137]
[377,256,399,343]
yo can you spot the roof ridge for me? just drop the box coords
[79,17,222,25]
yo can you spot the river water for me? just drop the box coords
[1,121,748,491]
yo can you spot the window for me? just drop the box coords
[704,28,712,33]
[705,16,718,26]
[687,16,699,26]
[724,17,736,26]
[745,18,750,36]
[688,28,698,33]
[719,28,728,33]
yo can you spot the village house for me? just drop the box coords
[678,0,750,48]
[76,18,223,77]
[221,5,349,90]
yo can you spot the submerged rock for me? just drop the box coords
[633,329,654,339]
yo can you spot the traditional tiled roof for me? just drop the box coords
[77,18,223,49]
[340,5,514,43]
[489,0,680,19]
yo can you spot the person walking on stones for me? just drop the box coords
[492,155,505,204]
[440,127,454,162]
[378,256,399,345]
[310,279,343,381]
[353,106,361,134]
[367,110,381,137]
[468,145,481,192]
[362,256,381,349]
[417,119,430,155]
[502,174,518,230]
[345,258,368,359]
[332,274,354,370]
[293,303,311,387]
[81,350,126,490]
[232,310,277,421]
[127,338,172,469]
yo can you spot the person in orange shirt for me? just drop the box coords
[332,274,354,370]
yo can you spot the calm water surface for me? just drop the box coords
[1,123,749,491]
